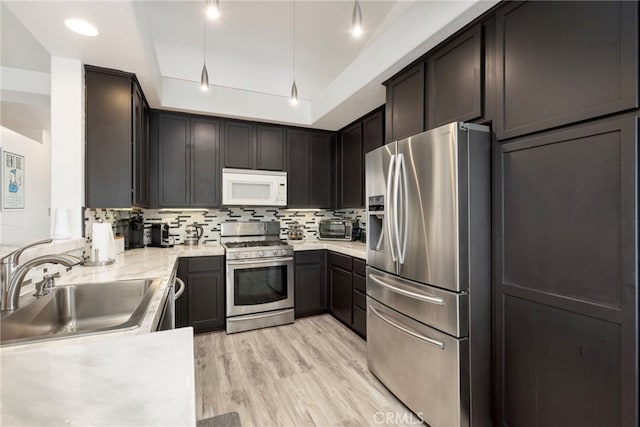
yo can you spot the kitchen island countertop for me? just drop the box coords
[0,327,196,426]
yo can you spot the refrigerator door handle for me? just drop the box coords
[369,304,445,349]
[397,153,409,264]
[385,154,397,261]
[368,273,445,306]
[393,153,403,264]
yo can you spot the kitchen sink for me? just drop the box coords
[0,278,162,346]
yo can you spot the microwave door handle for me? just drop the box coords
[385,154,397,261]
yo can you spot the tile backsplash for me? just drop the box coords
[85,207,366,246]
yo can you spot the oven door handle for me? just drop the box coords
[227,257,294,266]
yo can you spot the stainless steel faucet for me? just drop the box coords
[0,239,83,311]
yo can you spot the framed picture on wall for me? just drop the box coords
[2,150,25,210]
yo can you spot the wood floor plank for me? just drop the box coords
[194,314,418,426]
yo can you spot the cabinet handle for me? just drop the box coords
[369,304,444,349]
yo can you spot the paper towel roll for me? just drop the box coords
[53,208,72,240]
[91,223,116,263]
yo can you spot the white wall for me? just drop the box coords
[50,57,84,239]
[0,126,51,244]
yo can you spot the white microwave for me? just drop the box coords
[222,168,287,206]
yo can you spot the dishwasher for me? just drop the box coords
[157,276,185,331]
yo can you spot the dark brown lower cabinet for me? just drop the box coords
[329,265,352,325]
[294,250,366,338]
[327,251,367,338]
[176,256,225,333]
[495,113,638,426]
[294,250,327,318]
[351,259,367,338]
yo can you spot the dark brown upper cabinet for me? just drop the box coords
[308,132,335,208]
[338,122,363,208]
[337,106,384,210]
[385,62,425,142]
[157,113,190,207]
[286,129,309,208]
[223,121,285,171]
[133,100,150,208]
[286,129,335,209]
[256,125,286,170]
[362,108,385,155]
[426,24,482,129]
[191,118,221,207]
[85,65,149,208]
[224,121,255,169]
[496,0,638,140]
[155,112,221,208]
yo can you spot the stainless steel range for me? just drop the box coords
[221,221,294,334]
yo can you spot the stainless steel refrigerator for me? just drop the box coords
[365,122,491,427]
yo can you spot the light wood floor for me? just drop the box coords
[193,314,421,426]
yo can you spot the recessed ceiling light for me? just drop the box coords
[64,18,99,37]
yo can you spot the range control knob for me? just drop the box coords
[233,253,240,259]
[258,251,265,257]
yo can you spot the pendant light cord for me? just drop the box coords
[292,0,296,81]
[203,15,207,66]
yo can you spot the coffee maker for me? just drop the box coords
[128,216,145,249]
[150,223,174,248]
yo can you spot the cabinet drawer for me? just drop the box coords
[353,274,366,294]
[353,305,366,338]
[329,251,352,271]
[188,256,222,273]
[295,250,324,264]
[353,258,366,276]
[353,289,366,310]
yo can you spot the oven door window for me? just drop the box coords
[234,265,287,306]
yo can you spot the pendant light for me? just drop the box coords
[206,0,220,20]
[200,14,209,91]
[352,0,363,37]
[290,0,298,105]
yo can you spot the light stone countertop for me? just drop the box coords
[3,244,224,353]
[0,238,86,260]
[2,240,360,352]
[288,239,367,259]
[0,327,197,426]
[0,240,364,425]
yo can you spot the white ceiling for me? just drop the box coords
[3,0,497,130]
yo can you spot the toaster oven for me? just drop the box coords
[318,219,358,241]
